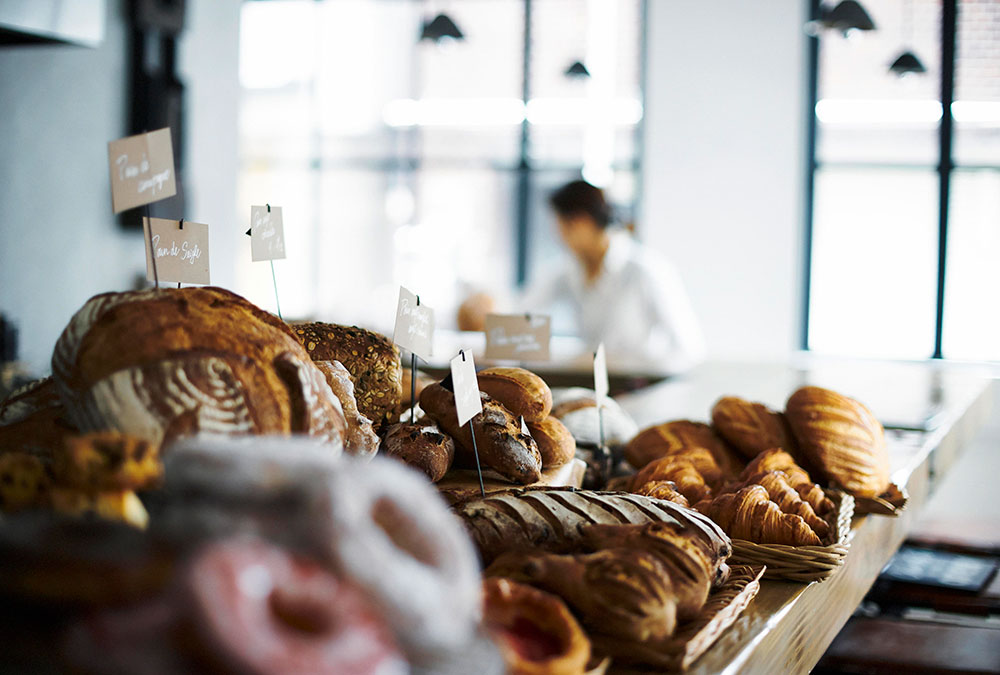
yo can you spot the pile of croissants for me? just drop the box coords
[622,386,891,547]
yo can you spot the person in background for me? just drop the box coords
[496,179,706,372]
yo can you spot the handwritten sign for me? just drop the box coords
[484,314,551,361]
[143,217,210,284]
[250,205,286,261]
[393,286,434,360]
[594,342,609,404]
[451,351,483,427]
[108,128,177,213]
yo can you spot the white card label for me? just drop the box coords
[108,128,177,213]
[250,205,286,261]
[393,286,434,360]
[484,314,551,361]
[451,351,483,427]
[594,342,609,404]
[143,217,210,284]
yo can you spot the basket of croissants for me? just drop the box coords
[619,386,907,582]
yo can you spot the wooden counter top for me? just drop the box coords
[613,357,994,674]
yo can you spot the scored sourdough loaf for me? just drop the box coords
[291,322,402,432]
[50,288,346,448]
[420,383,542,484]
[476,367,553,423]
[452,487,730,567]
[785,386,890,498]
[710,396,796,459]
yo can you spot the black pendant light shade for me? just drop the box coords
[889,50,927,75]
[420,13,464,43]
[822,1,876,35]
[564,61,590,78]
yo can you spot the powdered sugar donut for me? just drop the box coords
[187,537,406,675]
[315,457,482,659]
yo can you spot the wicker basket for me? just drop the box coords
[726,489,855,583]
[853,481,908,516]
[591,564,766,672]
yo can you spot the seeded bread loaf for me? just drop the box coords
[292,322,402,432]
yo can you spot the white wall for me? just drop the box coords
[0,0,242,376]
[641,0,809,360]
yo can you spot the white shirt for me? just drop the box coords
[521,230,706,373]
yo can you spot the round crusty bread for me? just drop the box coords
[710,396,796,459]
[527,416,576,468]
[291,322,402,432]
[51,287,345,448]
[382,422,455,482]
[784,386,890,498]
[476,367,552,424]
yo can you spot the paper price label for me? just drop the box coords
[451,351,483,427]
[594,342,609,404]
[250,205,286,261]
[108,128,177,214]
[144,217,210,284]
[393,286,434,360]
[484,314,551,361]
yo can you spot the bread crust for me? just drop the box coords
[382,422,455,482]
[711,396,795,459]
[477,368,553,423]
[526,416,576,468]
[785,386,890,498]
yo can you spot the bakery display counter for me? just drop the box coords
[614,357,994,674]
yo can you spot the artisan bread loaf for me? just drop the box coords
[625,420,744,479]
[420,382,542,484]
[382,422,455,482]
[711,396,795,459]
[526,416,576,468]
[785,386,890,498]
[476,367,552,423]
[314,360,378,458]
[452,487,730,567]
[549,387,637,449]
[292,322,402,431]
[51,288,346,449]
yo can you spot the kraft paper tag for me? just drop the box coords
[451,351,482,427]
[594,342,609,404]
[108,128,177,213]
[393,286,434,360]
[250,205,286,261]
[484,313,551,361]
[143,217,210,284]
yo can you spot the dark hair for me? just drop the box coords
[549,180,612,229]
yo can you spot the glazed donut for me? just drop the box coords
[316,456,482,659]
[187,537,406,675]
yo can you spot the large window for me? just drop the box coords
[806,0,1000,361]
[236,0,644,332]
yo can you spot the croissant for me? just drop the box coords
[657,446,723,487]
[698,485,822,546]
[740,471,829,540]
[485,548,678,643]
[576,522,718,620]
[632,480,690,508]
[711,396,795,458]
[630,457,712,505]
[741,448,835,515]
[625,420,744,479]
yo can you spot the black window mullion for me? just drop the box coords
[933,0,958,359]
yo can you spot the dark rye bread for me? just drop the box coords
[292,322,402,432]
[451,487,730,567]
